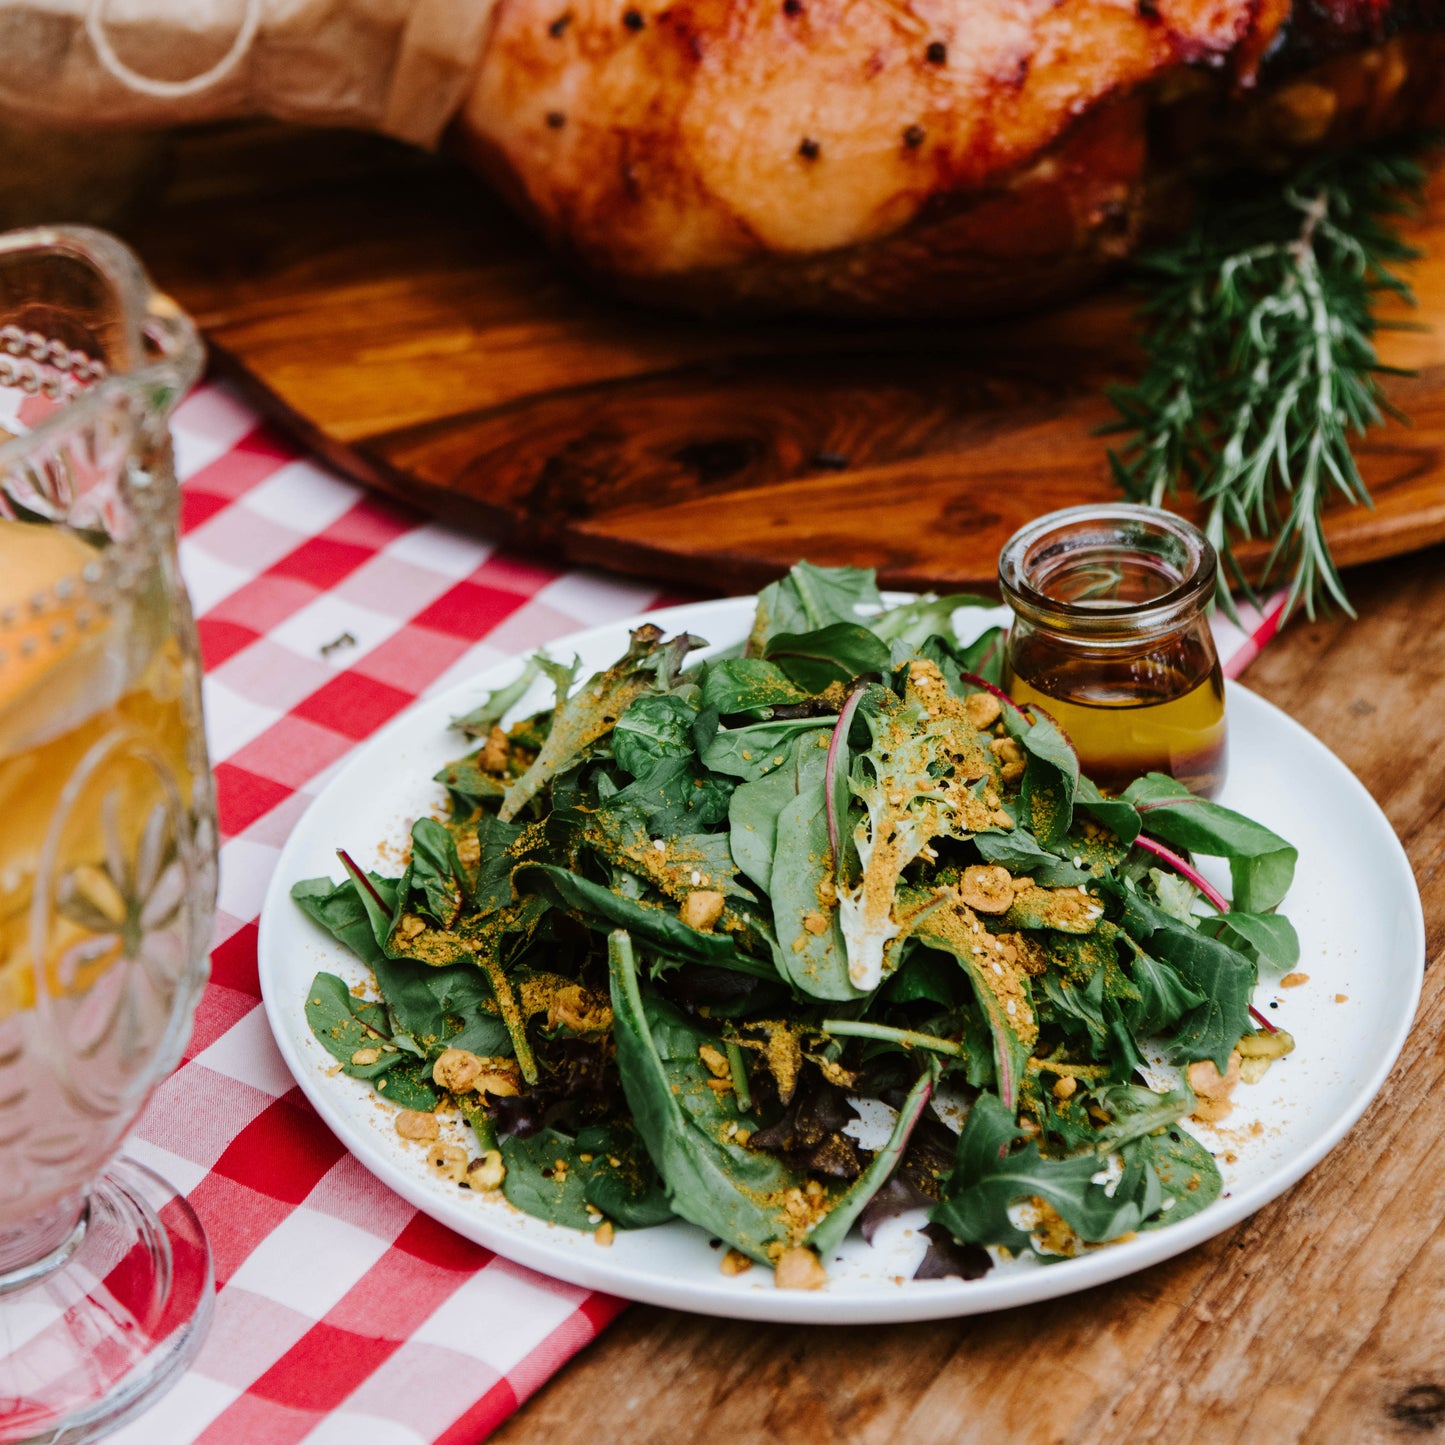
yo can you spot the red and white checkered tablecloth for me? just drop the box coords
[100,381,1286,1445]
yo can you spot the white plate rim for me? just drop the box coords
[256,596,1426,1324]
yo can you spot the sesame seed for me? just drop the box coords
[925,39,947,63]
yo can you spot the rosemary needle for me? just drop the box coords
[1104,142,1430,622]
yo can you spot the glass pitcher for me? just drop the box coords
[0,227,216,1443]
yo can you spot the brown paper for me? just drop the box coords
[0,0,496,147]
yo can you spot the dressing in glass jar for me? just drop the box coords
[998,504,1226,797]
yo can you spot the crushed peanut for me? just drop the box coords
[396,1109,440,1142]
[680,890,726,931]
[720,1248,753,1277]
[594,1221,615,1247]
[432,1047,484,1093]
[350,1047,381,1066]
[774,1246,828,1291]
[427,1142,468,1183]
[466,1150,506,1192]
[1280,972,1310,988]
[958,864,1015,914]
[965,691,1002,730]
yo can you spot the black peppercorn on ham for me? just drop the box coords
[457,0,1445,316]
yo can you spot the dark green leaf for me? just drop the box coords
[701,658,810,716]
[1151,924,1256,1071]
[1200,910,1301,974]
[701,717,837,782]
[612,694,699,777]
[764,623,892,692]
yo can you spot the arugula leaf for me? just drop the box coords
[1121,938,1207,1036]
[1150,924,1256,1071]
[433,757,506,804]
[472,814,529,915]
[516,864,779,979]
[1125,773,1297,912]
[747,561,883,653]
[409,817,465,926]
[1004,706,1079,848]
[612,694,698,777]
[500,626,699,822]
[702,658,810,716]
[764,623,891,693]
[451,657,540,738]
[914,903,1036,1112]
[933,1094,1159,1248]
[609,931,802,1262]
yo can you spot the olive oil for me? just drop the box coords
[1006,642,1227,798]
[999,504,1229,800]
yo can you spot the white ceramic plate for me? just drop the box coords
[257,597,1425,1324]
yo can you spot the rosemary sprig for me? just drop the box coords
[1105,144,1429,621]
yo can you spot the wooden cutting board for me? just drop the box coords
[129,123,1445,594]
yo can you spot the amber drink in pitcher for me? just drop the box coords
[0,227,216,1444]
[998,504,1226,798]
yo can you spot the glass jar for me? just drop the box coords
[998,503,1226,798]
[0,226,216,1441]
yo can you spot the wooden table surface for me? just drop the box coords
[495,543,1445,1445]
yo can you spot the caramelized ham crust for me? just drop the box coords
[459,1,1445,315]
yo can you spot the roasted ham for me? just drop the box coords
[458,0,1445,315]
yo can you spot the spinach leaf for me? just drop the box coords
[605,755,733,833]
[974,829,1089,888]
[1150,924,1256,1071]
[608,931,801,1262]
[473,814,529,915]
[701,658,810,716]
[728,733,818,893]
[769,735,859,1001]
[702,717,836,781]
[370,954,511,1059]
[305,971,391,1077]
[575,1123,676,1228]
[612,694,698,777]
[867,594,999,649]
[747,561,883,653]
[1131,1126,1222,1230]
[1199,910,1300,975]
[764,623,891,693]
[1125,773,1297,912]
[292,873,393,966]
[1076,776,1143,846]
[500,1128,600,1230]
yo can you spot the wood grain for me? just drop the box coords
[489,541,1445,1445]
[128,124,1445,596]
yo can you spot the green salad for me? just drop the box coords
[296,563,1300,1285]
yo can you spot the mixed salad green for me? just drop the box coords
[296,563,1300,1283]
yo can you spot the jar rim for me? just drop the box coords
[998,503,1216,641]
